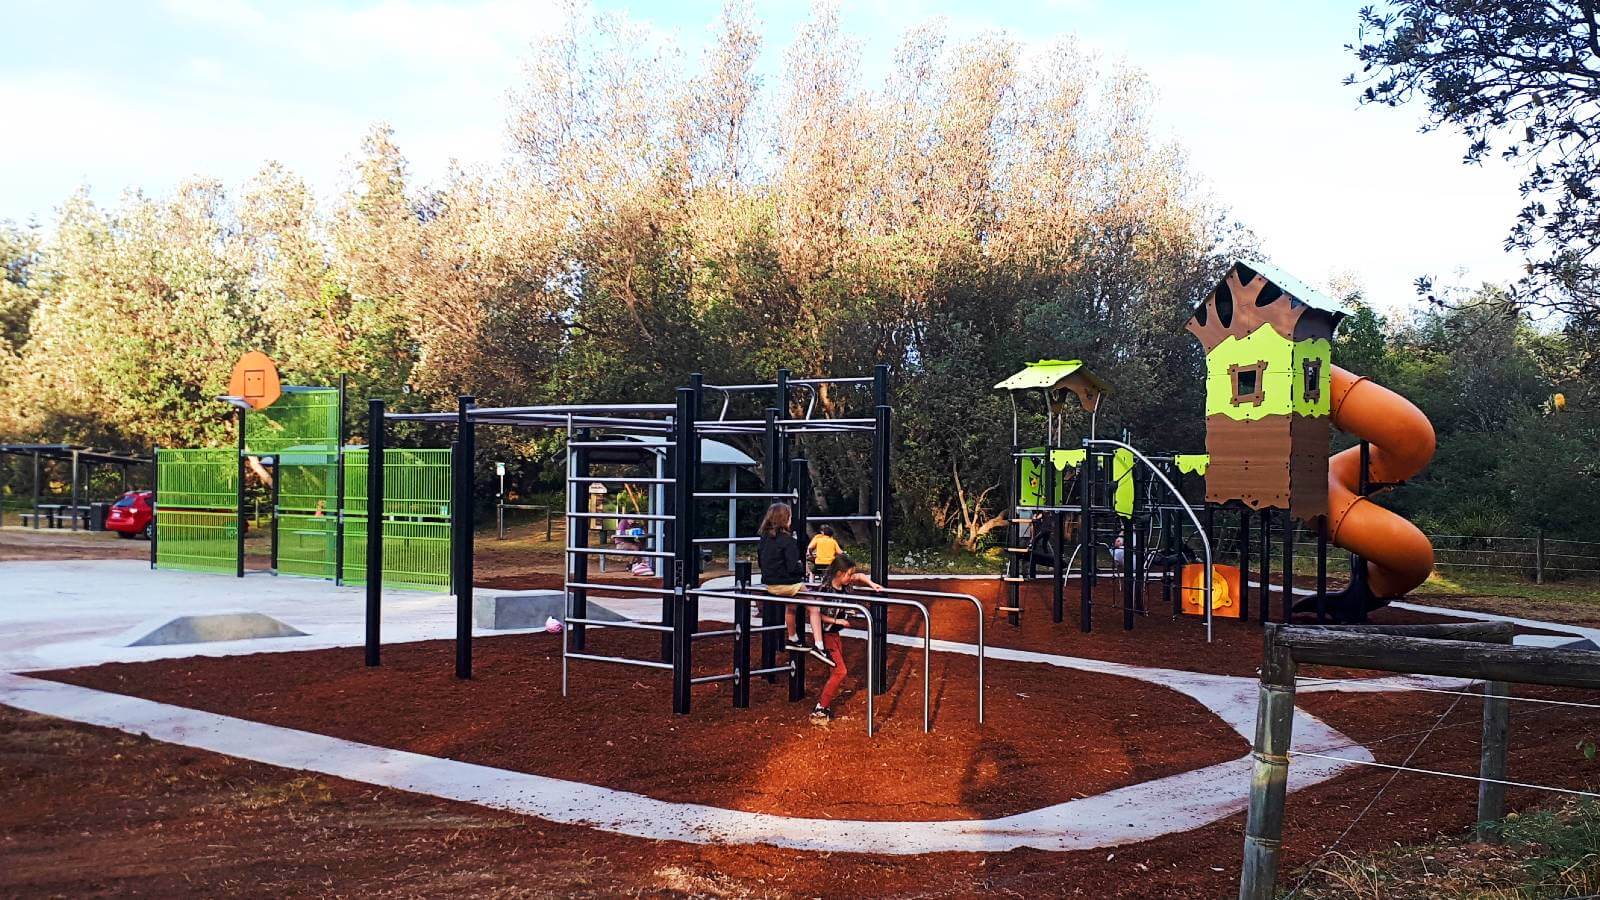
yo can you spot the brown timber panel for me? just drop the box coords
[1289,415,1331,520]
[1204,415,1290,510]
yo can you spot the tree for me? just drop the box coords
[1348,2,1600,340]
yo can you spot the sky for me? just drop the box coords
[0,0,1527,314]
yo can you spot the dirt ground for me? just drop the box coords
[5,536,1600,897]
[0,526,153,562]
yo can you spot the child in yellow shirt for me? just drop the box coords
[807,525,840,582]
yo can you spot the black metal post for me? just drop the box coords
[1005,443,1023,626]
[1259,507,1272,625]
[269,456,281,574]
[1121,515,1135,630]
[235,409,247,577]
[69,448,80,531]
[733,559,753,708]
[789,456,811,703]
[454,395,475,679]
[869,398,891,696]
[670,386,698,715]
[1079,444,1094,632]
[759,407,781,682]
[334,373,347,585]
[30,450,40,530]
[1315,516,1329,623]
[149,445,159,569]
[1238,506,1251,621]
[1282,515,1295,623]
[1352,439,1372,623]
[364,399,385,667]
[1052,507,1066,624]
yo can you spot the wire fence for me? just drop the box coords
[1171,518,1600,581]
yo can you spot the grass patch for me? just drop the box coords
[1290,798,1600,899]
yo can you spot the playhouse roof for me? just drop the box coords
[993,360,1111,394]
[1238,259,1348,316]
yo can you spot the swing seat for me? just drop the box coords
[1180,563,1243,618]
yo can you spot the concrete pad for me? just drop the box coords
[126,612,307,646]
[472,590,626,630]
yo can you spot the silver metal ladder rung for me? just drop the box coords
[566,617,672,632]
[567,476,676,485]
[566,547,673,559]
[565,651,673,671]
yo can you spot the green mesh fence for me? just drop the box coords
[248,389,341,579]
[245,387,340,456]
[155,449,239,574]
[341,447,452,590]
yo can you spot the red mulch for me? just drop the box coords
[17,575,1600,898]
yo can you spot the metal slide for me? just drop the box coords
[1324,365,1436,607]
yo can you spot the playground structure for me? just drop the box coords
[993,260,1438,634]
[365,368,986,735]
[150,353,454,590]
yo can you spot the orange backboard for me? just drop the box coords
[227,351,282,410]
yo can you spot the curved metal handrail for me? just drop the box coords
[868,584,986,724]
[1085,438,1214,642]
[691,589,880,736]
[799,588,931,733]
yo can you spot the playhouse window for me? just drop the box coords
[1302,358,1322,402]
[1230,362,1266,406]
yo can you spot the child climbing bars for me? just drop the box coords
[808,552,881,724]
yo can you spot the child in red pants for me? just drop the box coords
[808,553,882,724]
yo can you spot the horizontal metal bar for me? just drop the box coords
[778,417,874,425]
[566,617,672,632]
[748,664,793,676]
[565,547,672,559]
[565,651,673,671]
[565,581,674,596]
[691,627,740,640]
[788,376,873,386]
[692,536,758,544]
[568,476,675,485]
[692,491,797,500]
[807,515,880,523]
[691,672,740,685]
[700,383,776,392]
[749,623,789,634]
[565,511,674,522]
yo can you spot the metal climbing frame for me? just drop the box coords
[363,368,989,735]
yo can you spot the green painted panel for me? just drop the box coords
[1112,448,1135,519]
[1174,454,1210,476]
[1203,324,1332,422]
[157,448,238,510]
[340,516,452,590]
[156,508,239,573]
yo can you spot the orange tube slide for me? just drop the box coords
[1326,366,1436,599]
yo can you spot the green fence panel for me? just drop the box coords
[245,387,340,456]
[277,512,337,579]
[156,449,240,574]
[158,448,239,510]
[340,447,453,590]
[275,447,338,579]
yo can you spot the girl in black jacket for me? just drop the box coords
[757,502,832,667]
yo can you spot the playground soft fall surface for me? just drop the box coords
[3,551,1600,897]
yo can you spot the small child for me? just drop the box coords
[806,525,840,583]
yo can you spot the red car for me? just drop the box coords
[106,490,154,539]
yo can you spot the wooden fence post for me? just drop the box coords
[1240,624,1298,900]
[1534,529,1545,584]
[1476,680,1510,842]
